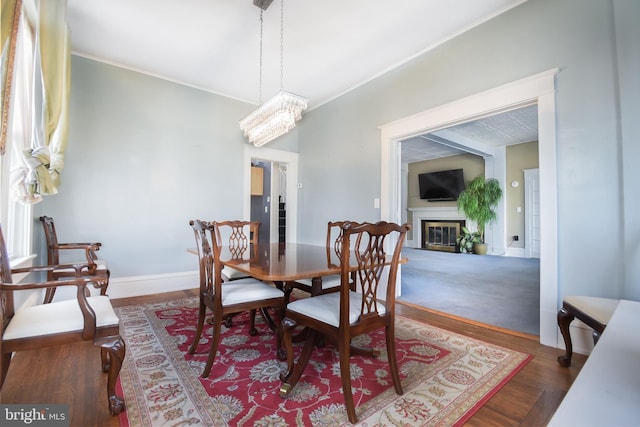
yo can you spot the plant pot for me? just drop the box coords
[473,243,488,255]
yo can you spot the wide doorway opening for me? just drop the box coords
[380,69,559,347]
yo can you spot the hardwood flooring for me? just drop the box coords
[0,289,585,426]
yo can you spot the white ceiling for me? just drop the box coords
[401,104,539,163]
[66,0,535,160]
[66,0,523,110]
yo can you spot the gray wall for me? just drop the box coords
[38,56,297,276]
[297,0,640,300]
[40,0,640,302]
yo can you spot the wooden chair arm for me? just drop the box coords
[11,262,95,277]
[0,275,99,339]
[56,242,102,251]
[56,242,101,259]
[51,244,102,272]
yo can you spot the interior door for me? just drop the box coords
[524,168,541,258]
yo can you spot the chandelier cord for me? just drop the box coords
[280,0,284,90]
[259,8,264,103]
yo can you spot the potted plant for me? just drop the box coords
[456,226,481,253]
[456,176,503,255]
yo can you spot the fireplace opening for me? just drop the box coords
[422,220,466,252]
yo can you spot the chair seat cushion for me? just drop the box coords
[564,296,619,326]
[295,275,341,290]
[222,278,284,306]
[2,295,119,340]
[287,292,386,327]
[222,266,249,281]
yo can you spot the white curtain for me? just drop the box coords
[8,0,69,204]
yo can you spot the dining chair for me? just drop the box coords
[0,225,125,415]
[279,221,410,424]
[284,220,356,298]
[39,216,110,303]
[188,220,285,378]
[216,221,260,282]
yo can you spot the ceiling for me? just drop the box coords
[66,0,523,109]
[66,0,534,160]
[400,104,539,163]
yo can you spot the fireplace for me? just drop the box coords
[422,220,466,252]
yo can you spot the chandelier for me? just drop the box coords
[239,0,308,147]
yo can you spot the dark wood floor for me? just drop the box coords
[1,289,585,426]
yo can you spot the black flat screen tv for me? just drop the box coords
[419,169,465,201]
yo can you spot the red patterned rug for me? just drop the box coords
[116,297,531,426]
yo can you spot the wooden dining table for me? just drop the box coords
[216,242,342,294]
[189,241,407,293]
[189,240,407,357]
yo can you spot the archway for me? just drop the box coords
[380,69,559,347]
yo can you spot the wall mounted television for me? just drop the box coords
[418,168,465,201]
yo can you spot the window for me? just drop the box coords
[0,128,33,266]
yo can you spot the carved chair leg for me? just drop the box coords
[386,322,404,395]
[189,299,207,354]
[202,312,223,378]
[0,352,12,389]
[557,307,575,367]
[94,335,126,415]
[338,338,358,424]
[280,320,316,397]
[248,309,258,336]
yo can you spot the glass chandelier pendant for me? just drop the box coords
[240,90,308,147]
[240,0,308,147]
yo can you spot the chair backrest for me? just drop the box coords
[0,225,16,337]
[189,220,215,296]
[326,220,363,267]
[327,221,349,254]
[339,221,409,324]
[39,216,60,265]
[212,220,259,260]
[189,219,214,291]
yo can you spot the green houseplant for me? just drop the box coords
[456,176,503,254]
[456,226,481,253]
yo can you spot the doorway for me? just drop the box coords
[380,69,559,347]
[244,146,299,243]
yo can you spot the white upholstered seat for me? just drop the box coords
[287,291,386,328]
[3,295,119,340]
[563,296,619,326]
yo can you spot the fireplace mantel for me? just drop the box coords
[408,207,469,248]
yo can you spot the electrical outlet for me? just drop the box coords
[513,235,519,241]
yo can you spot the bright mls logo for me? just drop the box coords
[1,404,69,426]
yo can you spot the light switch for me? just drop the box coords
[374,198,380,209]
[516,206,522,213]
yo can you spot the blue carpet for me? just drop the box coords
[398,248,540,335]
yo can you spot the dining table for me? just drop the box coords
[217,242,341,294]
[189,241,407,292]
[188,240,407,357]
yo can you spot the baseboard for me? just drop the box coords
[505,247,525,257]
[107,271,199,299]
[406,239,420,249]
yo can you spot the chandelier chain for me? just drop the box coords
[280,0,284,89]
[259,9,264,103]
[239,0,307,147]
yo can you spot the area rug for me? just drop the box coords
[116,297,531,426]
